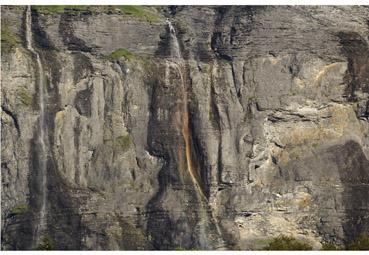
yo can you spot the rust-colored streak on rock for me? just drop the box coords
[180,69,207,201]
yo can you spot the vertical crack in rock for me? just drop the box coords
[3,6,369,250]
[338,31,369,101]
[1,105,20,136]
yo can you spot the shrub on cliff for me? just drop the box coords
[321,242,342,250]
[33,6,161,22]
[264,235,312,250]
[106,48,134,61]
[114,134,132,152]
[347,233,369,250]
[37,234,55,250]
[118,6,159,22]
[17,87,33,106]
[1,24,18,52]
[8,204,28,217]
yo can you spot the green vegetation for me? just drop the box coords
[9,204,28,217]
[115,134,132,152]
[321,242,342,250]
[37,234,55,250]
[1,24,18,52]
[320,234,369,250]
[129,180,136,190]
[32,5,161,22]
[117,6,159,22]
[153,6,165,13]
[248,96,258,102]
[252,238,273,249]
[264,235,312,250]
[17,88,33,106]
[347,233,369,250]
[140,56,153,70]
[33,5,89,14]
[218,57,232,65]
[106,48,134,61]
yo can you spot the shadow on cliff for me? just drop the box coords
[1,8,83,250]
[334,141,369,244]
[338,31,369,121]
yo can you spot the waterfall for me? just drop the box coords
[166,19,226,250]
[166,18,181,59]
[26,5,48,248]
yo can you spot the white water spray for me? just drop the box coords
[166,18,181,59]
[26,5,48,248]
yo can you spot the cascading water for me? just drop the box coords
[166,19,225,250]
[166,18,181,59]
[26,5,48,248]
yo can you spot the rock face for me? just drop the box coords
[1,5,369,250]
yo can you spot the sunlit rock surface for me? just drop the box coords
[1,5,369,250]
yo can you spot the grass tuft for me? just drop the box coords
[348,233,369,250]
[17,88,33,106]
[106,48,134,61]
[1,24,18,52]
[9,204,28,217]
[321,242,342,250]
[117,6,159,22]
[264,235,312,250]
[32,5,161,22]
[33,5,89,14]
[37,234,55,250]
[115,134,132,152]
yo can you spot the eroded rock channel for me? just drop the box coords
[1,5,369,250]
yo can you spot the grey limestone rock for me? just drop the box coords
[1,5,369,250]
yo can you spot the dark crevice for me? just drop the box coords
[334,141,369,243]
[1,105,20,136]
[188,106,210,199]
[72,52,93,83]
[145,66,175,249]
[58,13,92,52]
[30,9,57,51]
[209,77,223,186]
[74,86,92,117]
[338,32,369,101]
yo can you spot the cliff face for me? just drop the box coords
[1,5,369,250]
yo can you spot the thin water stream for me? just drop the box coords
[166,19,226,249]
[26,5,48,248]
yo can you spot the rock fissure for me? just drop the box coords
[2,5,369,251]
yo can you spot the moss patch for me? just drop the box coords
[37,234,55,250]
[252,238,273,249]
[174,246,186,250]
[117,6,159,22]
[32,5,161,22]
[1,24,18,52]
[17,88,33,106]
[33,5,89,14]
[348,233,369,250]
[9,204,28,217]
[106,48,134,61]
[263,235,312,250]
[321,242,342,250]
[140,56,153,70]
[115,134,132,152]
[247,96,258,103]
